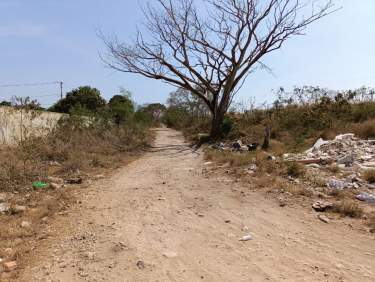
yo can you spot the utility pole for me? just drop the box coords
[59,81,63,99]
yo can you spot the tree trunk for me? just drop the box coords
[262,125,271,150]
[210,111,224,139]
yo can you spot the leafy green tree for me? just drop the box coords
[108,90,135,125]
[0,101,11,107]
[50,86,106,114]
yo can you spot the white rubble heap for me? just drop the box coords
[283,133,375,203]
[284,134,375,170]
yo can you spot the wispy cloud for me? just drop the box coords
[0,24,49,38]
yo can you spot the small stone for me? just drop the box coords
[136,260,145,269]
[3,261,17,272]
[49,183,61,189]
[11,205,27,214]
[85,252,96,260]
[21,221,32,228]
[318,214,330,223]
[239,234,253,241]
[65,177,83,184]
[0,203,10,213]
[162,251,178,258]
[0,193,6,203]
[312,201,333,212]
[41,217,49,223]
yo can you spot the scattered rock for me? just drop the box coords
[239,234,253,241]
[278,197,287,207]
[47,176,64,184]
[136,260,145,269]
[11,205,27,214]
[318,214,330,223]
[0,203,10,213]
[0,193,6,203]
[49,183,62,189]
[3,261,17,272]
[312,201,333,212]
[337,154,355,166]
[65,177,83,184]
[21,221,32,228]
[85,252,96,260]
[327,179,348,190]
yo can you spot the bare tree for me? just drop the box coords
[102,0,336,138]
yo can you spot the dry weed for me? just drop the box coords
[333,200,364,218]
[364,169,375,183]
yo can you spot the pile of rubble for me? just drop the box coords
[284,133,375,203]
[283,133,375,170]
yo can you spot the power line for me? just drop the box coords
[0,93,60,99]
[0,81,61,88]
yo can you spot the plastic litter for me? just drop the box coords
[356,192,375,203]
[32,181,49,189]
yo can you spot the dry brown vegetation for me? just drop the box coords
[0,113,152,279]
[364,169,375,184]
[332,200,364,218]
[0,115,150,191]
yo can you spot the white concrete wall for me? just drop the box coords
[0,106,64,145]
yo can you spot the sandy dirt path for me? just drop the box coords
[20,128,375,282]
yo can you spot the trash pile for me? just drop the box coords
[212,140,260,152]
[283,133,375,170]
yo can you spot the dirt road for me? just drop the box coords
[20,128,375,282]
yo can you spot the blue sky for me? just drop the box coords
[0,0,374,107]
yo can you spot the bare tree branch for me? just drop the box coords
[101,0,337,137]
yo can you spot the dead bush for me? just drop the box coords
[333,200,364,218]
[326,164,341,174]
[285,161,306,178]
[363,169,375,183]
[205,149,256,167]
[352,119,375,139]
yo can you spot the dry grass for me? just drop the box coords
[368,213,375,233]
[326,164,341,174]
[283,183,313,197]
[333,200,364,218]
[0,116,150,192]
[285,161,306,178]
[364,169,375,183]
[205,149,256,167]
[352,119,375,139]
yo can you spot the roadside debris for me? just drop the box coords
[32,181,49,189]
[312,201,333,212]
[212,140,259,152]
[136,260,145,269]
[318,214,330,223]
[356,192,375,204]
[0,203,10,213]
[239,234,253,241]
[3,261,17,272]
[65,177,83,184]
[284,134,375,170]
